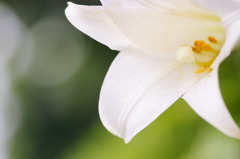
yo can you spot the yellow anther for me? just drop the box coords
[192,46,200,53]
[208,68,213,73]
[208,36,218,43]
[194,40,205,47]
[201,43,213,52]
[193,40,213,52]
[195,66,210,74]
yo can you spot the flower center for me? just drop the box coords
[176,36,222,73]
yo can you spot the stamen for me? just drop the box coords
[201,43,212,52]
[208,36,218,43]
[193,40,213,53]
[194,40,205,47]
[192,46,200,53]
[195,66,209,74]
[176,36,222,74]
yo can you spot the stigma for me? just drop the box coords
[177,36,221,74]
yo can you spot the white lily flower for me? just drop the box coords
[65,0,240,143]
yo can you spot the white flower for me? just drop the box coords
[65,0,240,143]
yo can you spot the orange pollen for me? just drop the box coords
[194,40,205,47]
[201,43,212,51]
[208,36,218,43]
[192,40,214,53]
[195,67,213,74]
[192,46,200,53]
[195,67,209,74]
[208,68,213,73]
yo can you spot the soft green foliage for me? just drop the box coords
[62,95,240,159]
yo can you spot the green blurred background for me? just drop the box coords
[0,0,240,159]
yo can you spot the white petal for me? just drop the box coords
[99,46,202,143]
[191,0,240,19]
[100,0,147,9]
[99,5,224,54]
[214,24,240,70]
[65,2,131,51]
[183,70,240,139]
[100,0,213,13]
